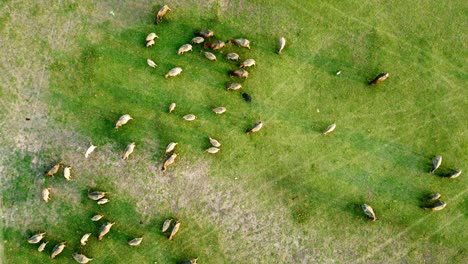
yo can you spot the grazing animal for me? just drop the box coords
[180,258,198,264]
[226,53,240,61]
[369,73,389,85]
[228,38,250,49]
[209,137,221,148]
[42,188,51,203]
[91,214,104,221]
[27,232,46,244]
[444,169,462,179]
[205,40,225,50]
[97,198,109,205]
[85,144,96,158]
[240,59,256,68]
[98,222,115,241]
[156,5,171,24]
[72,253,93,264]
[322,123,336,135]
[128,237,143,246]
[246,122,263,134]
[147,59,157,68]
[206,147,220,154]
[88,191,106,201]
[212,107,226,114]
[430,155,442,174]
[168,221,180,240]
[242,92,252,103]
[226,83,242,91]
[122,142,136,160]
[146,39,155,47]
[165,142,178,153]
[361,204,377,221]
[162,219,173,232]
[278,37,286,54]
[183,114,196,121]
[145,33,158,42]
[169,102,177,113]
[191,37,204,44]
[45,162,61,177]
[197,29,214,38]
[38,241,48,252]
[51,242,66,259]
[178,44,193,55]
[426,193,441,201]
[162,153,177,172]
[230,69,248,78]
[115,114,133,129]
[201,50,217,61]
[423,201,447,211]
[165,67,183,78]
[63,166,72,181]
[80,233,92,246]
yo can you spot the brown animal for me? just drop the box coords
[369,73,389,85]
[197,30,214,38]
[122,142,136,160]
[45,162,61,177]
[156,5,171,24]
[205,40,225,50]
[230,69,248,78]
[51,242,66,259]
[162,153,177,172]
[226,83,242,91]
[98,222,115,241]
[228,38,250,49]
[168,221,180,240]
[201,50,217,61]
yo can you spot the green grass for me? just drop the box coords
[2,0,467,263]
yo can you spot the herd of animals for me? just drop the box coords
[24,4,462,263]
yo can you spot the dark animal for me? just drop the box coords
[242,93,252,103]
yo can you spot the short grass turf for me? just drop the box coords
[2,0,467,263]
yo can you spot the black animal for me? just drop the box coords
[242,92,252,103]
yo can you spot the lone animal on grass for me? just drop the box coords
[42,187,51,203]
[97,198,109,205]
[426,193,441,201]
[50,242,66,259]
[63,166,72,181]
[178,44,193,55]
[240,59,256,68]
[361,204,377,221]
[191,37,204,44]
[168,221,180,240]
[45,162,61,177]
[226,83,242,91]
[201,50,217,61]
[72,253,93,264]
[278,37,286,54]
[197,29,214,38]
[212,107,226,114]
[183,114,196,121]
[88,191,106,201]
[147,58,157,68]
[228,38,250,49]
[122,142,136,160]
[180,258,198,264]
[430,155,442,174]
[115,114,133,129]
[205,40,225,50]
[27,232,46,244]
[322,123,336,135]
[209,137,221,148]
[38,241,48,252]
[91,214,104,221]
[242,92,252,103]
[246,122,263,134]
[226,53,240,61]
[80,233,92,246]
[422,201,446,211]
[169,102,177,113]
[85,144,96,158]
[162,218,173,232]
[98,222,115,241]
[156,5,171,24]
[165,67,182,78]
[230,69,248,78]
[205,147,220,154]
[146,32,158,42]
[369,73,389,86]
[443,169,462,179]
[128,237,143,246]
[146,39,155,47]
[165,142,178,154]
[162,153,177,172]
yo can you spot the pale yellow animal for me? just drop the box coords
[178,44,193,55]
[51,242,66,259]
[146,39,155,47]
[322,123,336,135]
[122,142,136,160]
[162,153,177,172]
[240,59,256,68]
[228,38,250,49]
[80,233,92,246]
[88,191,106,201]
[209,137,221,147]
[91,214,104,221]
[168,221,180,240]
[63,166,72,181]
[156,5,171,24]
[165,142,178,153]
[183,114,196,121]
[361,204,377,221]
[146,33,158,42]
[169,102,177,113]
[202,50,217,61]
[42,188,51,203]
[115,114,133,129]
[165,67,183,78]
[212,107,226,114]
[246,122,263,134]
[85,144,96,158]
[98,222,115,241]
[162,219,173,232]
[226,83,242,91]
[191,37,204,44]
[97,198,109,205]
[72,253,93,264]
[278,37,286,54]
[226,53,240,61]
[147,59,157,68]
[128,237,143,246]
[206,147,220,154]
[38,241,48,252]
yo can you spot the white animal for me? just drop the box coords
[85,144,96,158]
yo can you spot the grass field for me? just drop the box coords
[1,0,467,263]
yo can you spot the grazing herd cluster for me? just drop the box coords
[24,3,462,263]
